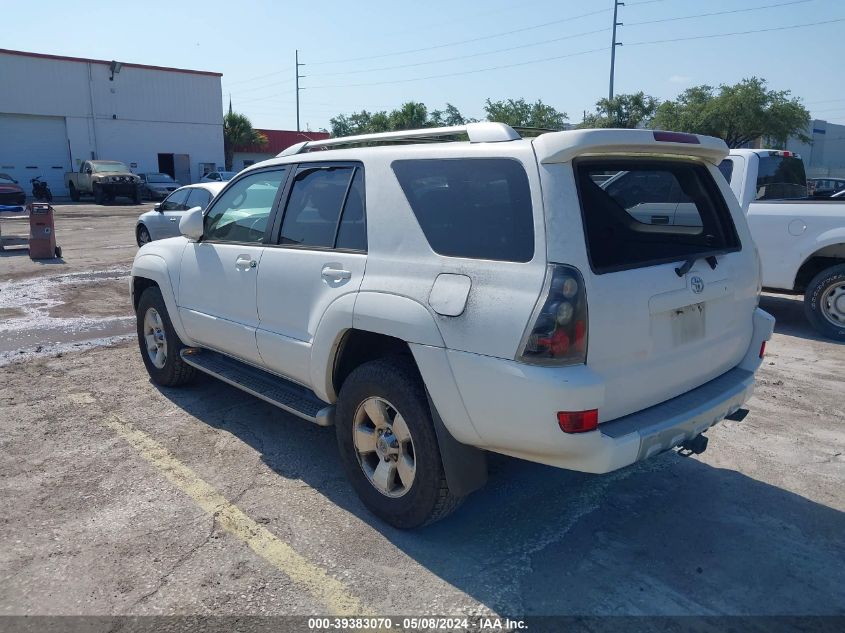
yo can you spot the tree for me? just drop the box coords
[581,92,659,129]
[651,78,810,148]
[223,103,266,170]
[430,103,470,127]
[484,98,568,129]
[330,102,471,136]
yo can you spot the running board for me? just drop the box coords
[180,348,334,426]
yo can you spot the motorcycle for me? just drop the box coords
[30,176,53,203]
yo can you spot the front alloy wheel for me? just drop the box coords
[143,307,168,369]
[353,397,416,498]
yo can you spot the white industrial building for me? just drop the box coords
[0,48,225,196]
[785,119,845,179]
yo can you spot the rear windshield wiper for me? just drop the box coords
[675,254,718,277]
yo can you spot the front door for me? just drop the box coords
[177,168,289,364]
[149,188,191,240]
[256,163,367,387]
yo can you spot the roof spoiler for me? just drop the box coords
[533,129,729,165]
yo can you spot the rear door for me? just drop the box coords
[256,162,367,387]
[568,157,758,422]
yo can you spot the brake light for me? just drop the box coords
[558,410,598,433]
[517,264,588,366]
[653,131,700,144]
[759,341,766,359]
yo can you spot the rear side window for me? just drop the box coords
[392,158,534,262]
[755,155,807,200]
[279,164,366,251]
[575,159,740,274]
[718,159,734,182]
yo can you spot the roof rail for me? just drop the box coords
[277,122,521,157]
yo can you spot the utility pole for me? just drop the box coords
[609,0,624,101]
[295,50,305,132]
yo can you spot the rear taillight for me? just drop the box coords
[759,341,766,359]
[517,264,588,366]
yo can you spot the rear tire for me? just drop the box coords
[804,264,845,341]
[136,225,151,246]
[136,287,196,387]
[335,357,463,529]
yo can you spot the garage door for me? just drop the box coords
[0,114,70,197]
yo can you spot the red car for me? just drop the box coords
[0,173,25,206]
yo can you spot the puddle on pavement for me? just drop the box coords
[1,268,135,365]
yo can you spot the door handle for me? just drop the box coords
[169,217,178,222]
[321,266,351,281]
[236,256,257,270]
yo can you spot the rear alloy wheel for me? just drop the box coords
[804,264,845,341]
[136,225,151,246]
[335,357,463,528]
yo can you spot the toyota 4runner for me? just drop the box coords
[130,123,774,528]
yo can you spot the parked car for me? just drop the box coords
[832,189,845,198]
[135,182,225,245]
[130,123,773,528]
[200,170,237,183]
[66,160,141,204]
[0,173,25,206]
[719,150,845,340]
[808,177,845,197]
[138,173,180,200]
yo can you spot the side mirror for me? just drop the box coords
[179,206,203,240]
[153,203,162,211]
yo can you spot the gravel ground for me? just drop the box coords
[0,204,843,621]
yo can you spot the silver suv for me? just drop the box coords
[130,123,774,528]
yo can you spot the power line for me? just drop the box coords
[307,17,841,92]
[307,7,611,66]
[626,16,844,46]
[308,46,607,89]
[307,27,609,78]
[625,0,812,27]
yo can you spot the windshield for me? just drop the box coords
[756,155,807,200]
[92,162,130,173]
[219,171,237,180]
[146,173,175,183]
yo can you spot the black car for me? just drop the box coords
[808,177,845,197]
[0,173,26,206]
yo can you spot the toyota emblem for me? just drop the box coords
[690,276,705,294]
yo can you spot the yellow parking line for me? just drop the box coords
[103,414,371,616]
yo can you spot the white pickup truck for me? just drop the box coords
[718,150,845,340]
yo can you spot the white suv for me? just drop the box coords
[130,123,774,528]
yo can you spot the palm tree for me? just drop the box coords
[223,101,267,170]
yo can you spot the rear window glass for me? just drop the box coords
[392,158,534,262]
[718,159,734,182]
[575,159,740,274]
[755,155,807,200]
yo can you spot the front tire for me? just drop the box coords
[335,357,463,528]
[93,184,104,205]
[69,183,80,202]
[132,186,142,205]
[136,287,196,386]
[804,264,845,341]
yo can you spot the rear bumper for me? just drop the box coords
[442,308,775,473]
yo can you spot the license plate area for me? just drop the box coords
[670,302,706,345]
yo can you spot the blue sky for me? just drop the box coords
[5,0,844,131]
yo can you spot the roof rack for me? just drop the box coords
[277,122,521,157]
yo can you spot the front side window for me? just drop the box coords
[161,188,191,211]
[204,169,287,243]
[391,158,534,262]
[576,159,740,274]
[280,165,361,249]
